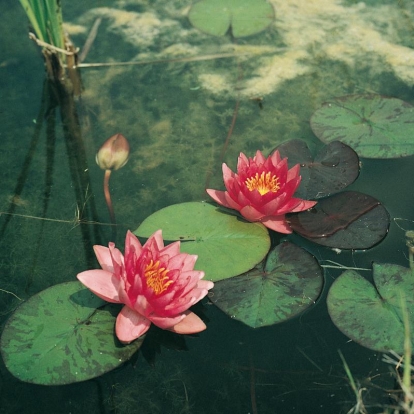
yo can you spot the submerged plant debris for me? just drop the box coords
[74,0,414,98]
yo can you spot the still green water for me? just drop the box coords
[1,0,414,412]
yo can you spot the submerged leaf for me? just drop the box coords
[188,0,274,37]
[289,191,389,249]
[276,140,359,199]
[310,94,414,158]
[211,242,323,328]
[327,264,414,353]
[0,281,143,385]
[135,202,270,282]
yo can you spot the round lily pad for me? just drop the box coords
[134,202,270,282]
[327,263,414,353]
[0,281,144,385]
[188,0,274,38]
[276,140,359,199]
[211,242,323,328]
[310,94,414,158]
[289,191,389,250]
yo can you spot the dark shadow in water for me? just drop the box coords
[0,78,103,291]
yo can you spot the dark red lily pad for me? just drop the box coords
[275,140,359,199]
[289,191,389,249]
[211,242,323,328]
[310,94,414,158]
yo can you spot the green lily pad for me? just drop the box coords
[188,0,274,38]
[276,140,359,199]
[211,242,323,328]
[310,94,414,158]
[327,264,414,353]
[0,281,143,385]
[289,191,389,250]
[134,202,270,282]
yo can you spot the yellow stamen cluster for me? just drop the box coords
[144,260,173,295]
[245,171,280,195]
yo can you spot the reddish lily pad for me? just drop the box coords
[327,263,414,353]
[289,191,389,249]
[135,202,270,282]
[276,140,359,199]
[211,242,323,328]
[0,281,144,385]
[310,94,414,158]
[188,0,274,38]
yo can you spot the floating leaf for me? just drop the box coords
[310,94,414,158]
[327,264,414,353]
[188,0,274,38]
[289,191,389,249]
[0,281,143,385]
[211,242,323,328]
[276,140,359,199]
[135,202,270,282]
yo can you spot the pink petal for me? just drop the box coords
[277,198,316,214]
[273,158,288,183]
[222,163,236,188]
[164,252,188,273]
[181,254,199,272]
[236,189,253,208]
[115,306,151,344]
[240,205,264,221]
[132,294,151,316]
[150,230,164,250]
[124,230,142,258]
[287,164,300,181]
[197,279,214,290]
[206,189,240,211]
[170,311,207,334]
[163,295,197,315]
[93,245,113,272]
[269,150,282,166]
[260,216,293,234]
[280,176,301,200]
[237,153,249,170]
[253,150,266,165]
[149,313,186,329]
[77,269,121,303]
[274,198,303,215]
[289,199,317,212]
[224,191,243,210]
[261,193,288,215]
[109,244,124,277]
[160,241,181,260]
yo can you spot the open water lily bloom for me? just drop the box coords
[77,230,214,344]
[206,150,317,234]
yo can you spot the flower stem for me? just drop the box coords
[103,169,116,240]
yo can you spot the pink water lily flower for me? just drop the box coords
[77,230,214,344]
[206,150,316,234]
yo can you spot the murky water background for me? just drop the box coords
[1,0,414,412]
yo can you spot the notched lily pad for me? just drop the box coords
[188,0,274,38]
[276,140,359,199]
[135,202,270,282]
[310,94,414,159]
[211,242,323,328]
[327,263,414,353]
[289,191,389,249]
[0,281,143,385]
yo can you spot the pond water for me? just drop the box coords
[1,0,414,413]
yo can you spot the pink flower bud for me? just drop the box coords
[96,133,130,171]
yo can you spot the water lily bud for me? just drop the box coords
[96,133,130,171]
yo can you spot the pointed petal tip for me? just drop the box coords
[170,312,207,335]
